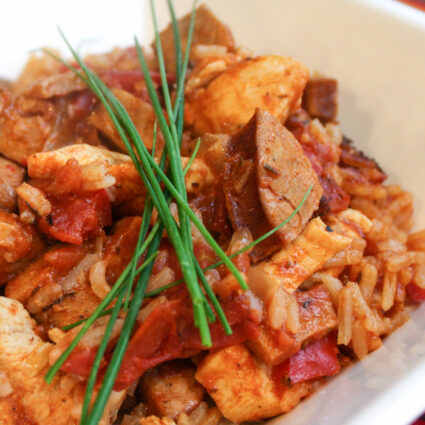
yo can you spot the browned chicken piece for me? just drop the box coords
[13,50,64,93]
[141,360,205,420]
[158,4,236,74]
[0,296,125,425]
[0,90,55,164]
[89,88,161,151]
[0,156,24,211]
[295,284,338,346]
[27,143,130,194]
[247,284,337,366]
[35,278,101,329]
[5,255,53,304]
[246,324,299,366]
[26,70,86,99]
[190,56,309,135]
[223,109,323,262]
[5,242,102,328]
[195,344,320,423]
[0,218,45,287]
[0,209,34,272]
[247,217,351,296]
[302,77,338,122]
[6,216,143,328]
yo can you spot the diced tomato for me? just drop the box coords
[69,91,96,121]
[101,69,175,94]
[289,334,340,383]
[273,334,340,387]
[301,145,323,175]
[60,293,258,390]
[43,246,85,271]
[114,302,181,390]
[178,296,259,353]
[406,283,425,302]
[62,348,105,377]
[149,70,176,85]
[39,190,112,245]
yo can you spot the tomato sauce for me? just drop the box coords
[39,189,111,245]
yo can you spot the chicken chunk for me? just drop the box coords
[246,325,298,366]
[0,296,125,425]
[295,284,338,346]
[89,88,161,151]
[141,360,205,420]
[27,143,131,196]
[248,217,351,297]
[0,90,55,164]
[223,109,322,261]
[0,209,33,269]
[247,284,337,366]
[195,344,318,423]
[28,143,130,180]
[190,55,309,135]
[27,143,213,213]
[0,156,25,211]
[6,245,102,329]
[158,4,236,74]
[13,50,64,92]
[26,70,86,99]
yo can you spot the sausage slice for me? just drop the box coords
[223,109,322,262]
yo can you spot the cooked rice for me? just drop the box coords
[351,320,368,360]
[16,182,52,216]
[358,263,377,306]
[89,259,110,299]
[337,286,352,345]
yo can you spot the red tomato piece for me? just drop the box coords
[288,334,340,384]
[114,302,181,390]
[101,69,175,91]
[273,334,340,387]
[406,283,425,302]
[39,190,112,245]
[43,245,85,271]
[62,348,104,377]
[69,91,96,121]
[59,293,258,390]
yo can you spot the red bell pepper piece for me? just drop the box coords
[406,283,425,302]
[273,334,340,387]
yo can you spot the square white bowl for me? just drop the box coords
[1,1,425,424]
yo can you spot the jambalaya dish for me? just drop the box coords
[1,3,425,425]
